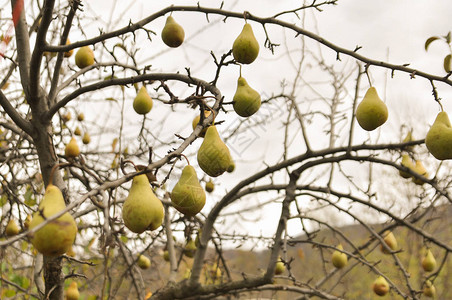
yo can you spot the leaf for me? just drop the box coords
[105,97,117,102]
[24,186,36,206]
[425,36,440,51]
[445,31,451,44]
[444,54,452,73]
[0,194,7,207]
[111,138,118,152]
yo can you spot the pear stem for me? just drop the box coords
[438,101,444,112]
[48,163,70,186]
[121,159,138,173]
[365,69,372,87]
[180,153,190,165]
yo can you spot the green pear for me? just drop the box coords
[183,239,197,258]
[192,110,211,137]
[422,249,437,272]
[274,258,285,275]
[233,76,261,117]
[372,276,389,296]
[423,280,436,298]
[137,254,151,269]
[355,87,388,131]
[66,281,80,300]
[380,231,397,254]
[161,16,185,48]
[232,23,259,64]
[399,154,415,179]
[205,180,214,193]
[5,219,20,236]
[29,184,77,256]
[425,111,452,160]
[122,174,164,233]
[133,86,153,115]
[197,126,234,177]
[163,250,170,262]
[75,46,94,69]
[331,244,348,269]
[171,165,206,216]
[412,160,428,185]
[65,137,80,158]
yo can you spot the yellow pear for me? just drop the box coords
[205,180,214,193]
[412,160,428,185]
[5,219,20,236]
[423,280,436,298]
[66,281,79,300]
[77,113,84,122]
[422,249,437,272]
[29,184,77,256]
[137,254,151,269]
[163,250,170,262]
[192,110,211,137]
[380,231,397,254]
[64,39,73,58]
[74,126,82,136]
[372,276,389,296]
[399,154,415,179]
[197,126,234,177]
[402,131,414,151]
[24,214,32,229]
[232,23,259,64]
[274,258,285,275]
[122,174,164,233]
[82,132,91,145]
[171,165,206,216]
[331,244,348,269]
[161,16,185,48]
[133,86,153,115]
[75,46,94,68]
[65,137,80,158]
[183,239,197,258]
[425,111,452,160]
[233,76,261,117]
[355,87,388,131]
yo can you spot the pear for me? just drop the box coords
[423,280,436,298]
[402,131,414,151]
[29,184,77,256]
[183,239,197,258]
[205,180,214,193]
[137,254,151,269]
[412,160,428,185]
[74,126,82,136]
[380,231,397,254]
[24,214,32,229]
[192,110,211,137]
[82,132,91,145]
[331,244,348,269]
[232,23,259,64]
[122,174,164,233]
[274,258,285,275]
[75,46,94,69]
[64,39,74,58]
[133,86,153,115]
[422,249,437,272]
[66,281,80,300]
[399,154,415,179]
[171,165,206,216]
[161,16,185,48]
[372,276,389,296]
[233,76,261,117]
[163,250,170,262]
[65,137,80,158]
[77,113,84,122]
[355,87,388,131]
[197,126,234,177]
[5,219,20,236]
[425,111,452,160]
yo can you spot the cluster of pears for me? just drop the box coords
[170,165,206,216]
[425,111,452,160]
[29,183,77,256]
[133,86,153,115]
[72,113,90,145]
[197,126,235,177]
[161,16,185,48]
[355,87,388,131]
[122,173,164,234]
[75,46,95,69]
[420,249,438,298]
[331,244,348,269]
[398,131,429,185]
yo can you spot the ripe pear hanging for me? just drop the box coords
[137,254,151,269]
[29,184,77,256]
[233,76,261,117]
[331,244,348,269]
[421,249,437,272]
[355,87,388,131]
[412,160,428,185]
[5,219,20,236]
[274,258,285,275]
[183,239,197,258]
[423,280,436,298]
[232,23,259,64]
[197,126,234,177]
[65,137,80,158]
[161,16,185,48]
[75,46,94,69]
[425,111,452,160]
[133,86,153,115]
[122,174,164,233]
[171,165,206,216]
[380,231,397,254]
[66,281,80,300]
[399,154,415,179]
[372,276,389,296]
